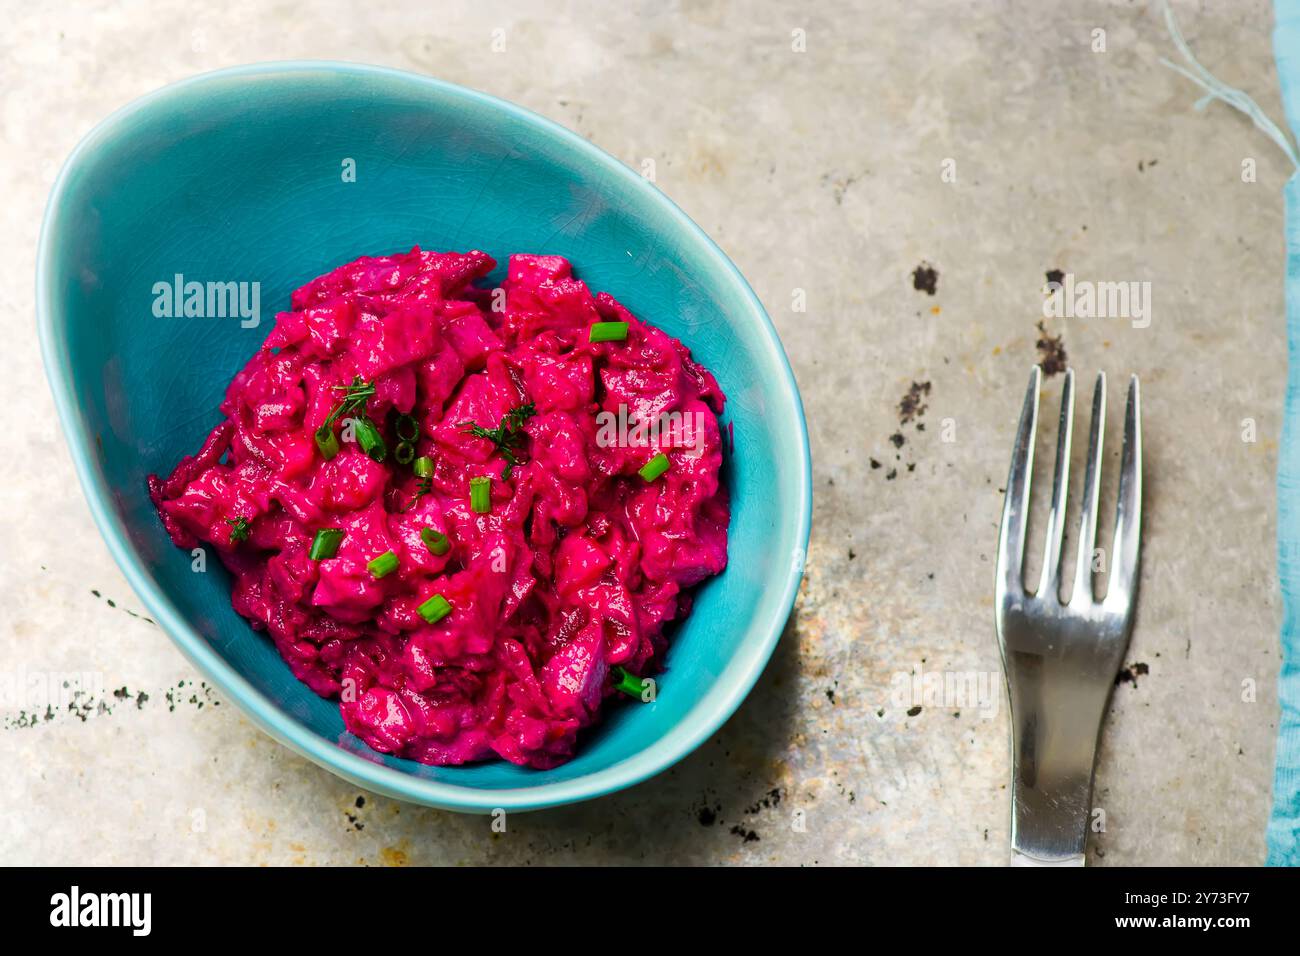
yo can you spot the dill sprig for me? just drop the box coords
[460,402,536,479]
[401,476,433,513]
[225,516,251,544]
[315,377,382,461]
[323,376,376,430]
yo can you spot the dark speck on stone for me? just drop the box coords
[912,262,939,296]
[744,789,783,814]
[869,458,881,469]
[1045,268,1064,287]
[886,468,898,480]
[889,432,905,448]
[1115,662,1149,688]
[1035,320,1068,377]
[848,548,856,560]
[730,825,760,843]
[698,805,717,826]
[898,381,931,425]
[906,705,923,717]
[355,796,366,809]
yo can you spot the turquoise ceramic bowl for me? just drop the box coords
[37,62,810,811]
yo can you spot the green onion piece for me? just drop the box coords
[588,321,629,343]
[420,527,451,556]
[638,452,671,482]
[309,528,345,560]
[394,441,415,465]
[395,414,420,442]
[611,666,647,699]
[367,550,399,579]
[417,594,452,625]
[413,455,434,478]
[314,424,339,460]
[353,416,386,463]
[470,475,491,513]
[225,516,251,544]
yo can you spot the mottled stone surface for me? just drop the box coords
[0,0,1285,864]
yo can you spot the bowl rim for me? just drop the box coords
[35,60,812,812]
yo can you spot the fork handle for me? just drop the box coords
[1009,779,1095,865]
[1007,688,1103,865]
[1011,849,1085,867]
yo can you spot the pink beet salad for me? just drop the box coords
[148,248,729,768]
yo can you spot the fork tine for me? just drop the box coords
[1037,368,1074,600]
[1105,375,1142,610]
[998,367,1041,598]
[1070,373,1107,606]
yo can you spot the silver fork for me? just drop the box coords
[995,366,1142,866]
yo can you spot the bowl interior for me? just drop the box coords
[39,64,808,806]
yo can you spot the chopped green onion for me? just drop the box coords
[470,475,491,513]
[589,321,629,343]
[314,424,340,460]
[309,528,345,560]
[394,441,415,465]
[417,594,452,625]
[225,516,251,544]
[638,452,671,482]
[353,416,386,462]
[413,456,434,478]
[420,527,451,556]
[367,550,399,579]
[611,666,647,699]
[395,414,420,442]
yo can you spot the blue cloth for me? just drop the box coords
[1163,0,1300,865]
[1271,0,1300,865]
